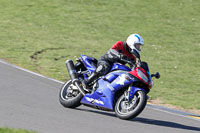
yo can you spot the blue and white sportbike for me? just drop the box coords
[59,54,160,120]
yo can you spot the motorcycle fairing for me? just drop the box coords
[81,54,132,75]
[104,70,127,83]
[80,55,150,110]
[81,78,114,110]
[129,62,152,86]
[129,67,149,84]
[128,86,147,100]
[81,54,96,74]
[81,71,136,110]
[110,63,132,72]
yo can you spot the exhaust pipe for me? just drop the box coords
[65,60,86,95]
[65,60,78,83]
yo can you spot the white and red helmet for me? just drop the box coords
[126,34,144,58]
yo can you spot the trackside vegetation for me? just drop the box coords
[0,128,36,133]
[0,0,199,111]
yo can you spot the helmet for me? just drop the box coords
[126,34,144,58]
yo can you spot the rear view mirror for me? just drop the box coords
[151,72,160,79]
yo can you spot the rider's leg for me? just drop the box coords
[81,60,111,90]
[81,65,102,90]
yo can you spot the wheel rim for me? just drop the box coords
[117,91,142,115]
[60,81,80,101]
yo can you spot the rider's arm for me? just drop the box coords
[104,41,135,65]
[112,41,136,64]
[111,41,123,53]
[104,48,121,63]
[104,49,135,68]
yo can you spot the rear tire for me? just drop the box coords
[115,90,147,120]
[59,80,83,108]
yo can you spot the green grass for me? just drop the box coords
[0,0,199,110]
[0,128,36,133]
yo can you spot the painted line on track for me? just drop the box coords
[0,59,200,121]
[0,59,64,84]
[147,103,200,121]
[188,115,200,120]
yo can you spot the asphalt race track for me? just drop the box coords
[0,60,199,133]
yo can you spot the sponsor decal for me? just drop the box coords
[107,85,115,91]
[115,74,126,86]
[85,97,104,105]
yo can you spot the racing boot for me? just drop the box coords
[81,71,100,91]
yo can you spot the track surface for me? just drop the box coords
[0,60,199,133]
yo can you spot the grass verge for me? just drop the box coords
[0,128,36,133]
[0,0,199,111]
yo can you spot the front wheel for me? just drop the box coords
[59,80,83,108]
[115,90,147,120]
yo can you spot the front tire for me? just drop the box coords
[115,90,147,120]
[59,80,83,108]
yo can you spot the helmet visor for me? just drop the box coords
[130,49,140,59]
[135,43,142,51]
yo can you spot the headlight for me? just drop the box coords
[137,69,148,83]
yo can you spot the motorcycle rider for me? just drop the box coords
[82,33,144,90]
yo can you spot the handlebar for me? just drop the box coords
[119,54,136,68]
[119,53,160,79]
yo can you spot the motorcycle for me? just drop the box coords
[59,54,160,120]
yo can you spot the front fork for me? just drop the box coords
[125,86,147,102]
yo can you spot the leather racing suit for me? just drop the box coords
[82,41,137,89]
[97,41,136,76]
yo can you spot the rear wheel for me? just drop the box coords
[115,90,147,120]
[59,80,83,108]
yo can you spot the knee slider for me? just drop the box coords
[96,65,104,73]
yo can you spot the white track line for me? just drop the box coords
[0,59,64,84]
[147,105,200,122]
[0,59,199,122]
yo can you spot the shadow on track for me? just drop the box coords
[133,117,200,132]
[75,107,200,132]
[75,108,116,117]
